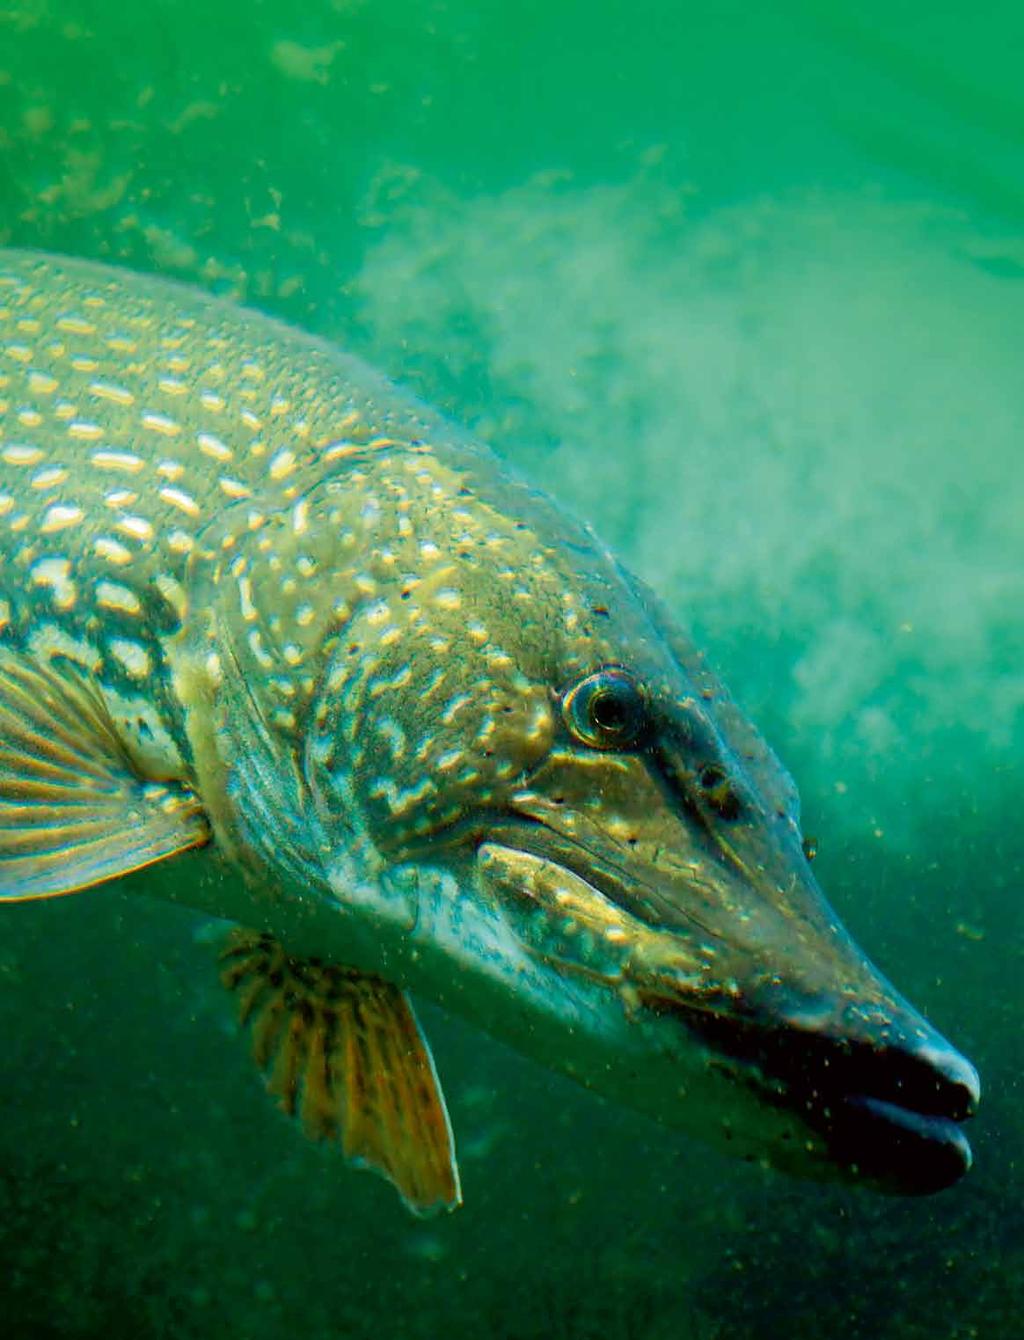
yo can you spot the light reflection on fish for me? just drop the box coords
[0,250,978,1214]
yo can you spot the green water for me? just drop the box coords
[1,2,1022,1336]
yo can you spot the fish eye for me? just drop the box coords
[562,667,648,750]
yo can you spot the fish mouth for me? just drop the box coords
[830,1095,971,1193]
[660,1002,978,1195]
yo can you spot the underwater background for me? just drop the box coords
[1,1,1021,1336]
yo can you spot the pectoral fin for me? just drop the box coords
[221,930,461,1217]
[0,648,209,900]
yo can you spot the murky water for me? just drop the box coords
[1,2,1021,1336]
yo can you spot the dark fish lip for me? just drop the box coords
[646,992,978,1193]
[826,1093,973,1196]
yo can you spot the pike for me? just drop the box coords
[0,250,978,1214]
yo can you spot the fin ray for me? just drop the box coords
[221,930,461,1216]
[0,648,209,899]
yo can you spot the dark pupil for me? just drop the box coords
[591,690,629,731]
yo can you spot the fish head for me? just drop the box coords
[306,465,978,1194]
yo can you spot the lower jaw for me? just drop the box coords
[821,1093,972,1195]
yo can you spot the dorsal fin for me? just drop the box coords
[220,929,462,1217]
[0,647,209,900]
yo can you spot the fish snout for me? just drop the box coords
[692,978,980,1194]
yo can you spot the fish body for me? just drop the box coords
[0,250,979,1213]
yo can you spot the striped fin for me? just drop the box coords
[0,647,209,899]
[221,930,462,1217]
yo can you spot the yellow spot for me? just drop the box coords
[32,464,70,489]
[167,529,194,554]
[108,638,151,679]
[238,576,257,622]
[441,693,472,725]
[219,477,251,499]
[27,370,58,395]
[142,411,181,437]
[248,628,274,668]
[157,460,185,481]
[96,580,142,615]
[40,503,83,533]
[17,408,43,428]
[159,486,199,516]
[92,449,144,473]
[28,624,101,672]
[70,356,99,373]
[292,498,309,535]
[116,514,154,542]
[433,588,461,610]
[54,400,77,420]
[240,409,262,432]
[0,495,12,515]
[283,643,303,666]
[295,603,315,627]
[105,335,137,354]
[0,599,8,629]
[155,573,187,619]
[56,315,97,336]
[199,390,225,412]
[2,443,44,466]
[30,557,76,609]
[322,441,360,464]
[197,431,232,461]
[157,376,188,397]
[269,448,296,481]
[4,343,33,363]
[68,420,104,441]
[94,536,134,566]
[89,380,135,406]
[105,489,138,508]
